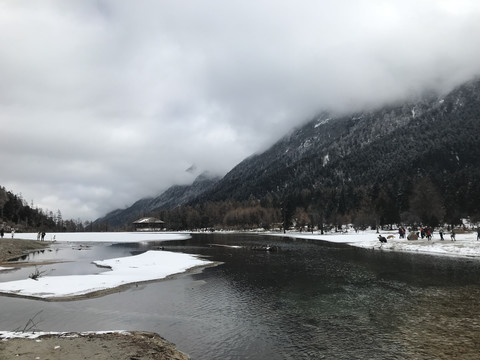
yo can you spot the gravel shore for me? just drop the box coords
[0,331,190,360]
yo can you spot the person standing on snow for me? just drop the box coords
[439,227,445,240]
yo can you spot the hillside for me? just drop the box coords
[0,187,59,232]
[192,77,480,227]
[199,79,478,196]
[94,172,220,229]
[99,77,480,230]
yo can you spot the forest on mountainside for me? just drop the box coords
[0,186,86,233]
[127,78,480,232]
[144,172,478,232]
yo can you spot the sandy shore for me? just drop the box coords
[0,239,190,359]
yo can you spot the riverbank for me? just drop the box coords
[0,238,193,359]
[0,331,189,360]
[0,238,49,263]
[271,229,480,258]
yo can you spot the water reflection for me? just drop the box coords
[0,242,140,281]
[1,234,480,359]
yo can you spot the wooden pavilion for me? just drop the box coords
[132,217,165,231]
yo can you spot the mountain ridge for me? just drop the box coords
[94,172,220,228]
[97,76,480,229]
[198,77,480,199]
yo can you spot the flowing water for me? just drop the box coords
[1,233,480,359]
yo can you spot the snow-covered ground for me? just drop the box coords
[0,330,129,340]
[15,231,191,243]
[271,229,480,258]
[0,232,212,300]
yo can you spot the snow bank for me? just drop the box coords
[16,232,191,243]
[0,330,129,340]
[0,250,212,299]
[271,230,480,258]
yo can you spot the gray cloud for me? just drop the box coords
[1,0,480,220]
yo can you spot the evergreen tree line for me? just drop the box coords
[0,186,86,232]
[142,174,475,232]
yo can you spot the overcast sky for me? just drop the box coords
[1,0,480,221]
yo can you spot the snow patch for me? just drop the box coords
[0,330,130,340]
[322,154,330,166]
[314,118,330,128]
[0,250,212,299]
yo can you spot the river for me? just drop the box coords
[1,233,480,359]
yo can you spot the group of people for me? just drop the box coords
[415,226,456,241]
[377,226,479,242]
[1,228,47,240]
[402,226,480,241]
[418,226,434,240]
[436,227,456,241]
[378,226,458,243]
[437,227,457,241]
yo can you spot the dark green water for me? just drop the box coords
[1,233,480,359]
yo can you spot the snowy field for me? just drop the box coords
[0,232,213,300]
[271,229,480,258]
[14,231,191,243]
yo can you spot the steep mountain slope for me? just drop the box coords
[98,77,480,229]
[95,172,220,228]
[193,77,480,220]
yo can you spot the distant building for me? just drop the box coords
[133,217,165,231]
